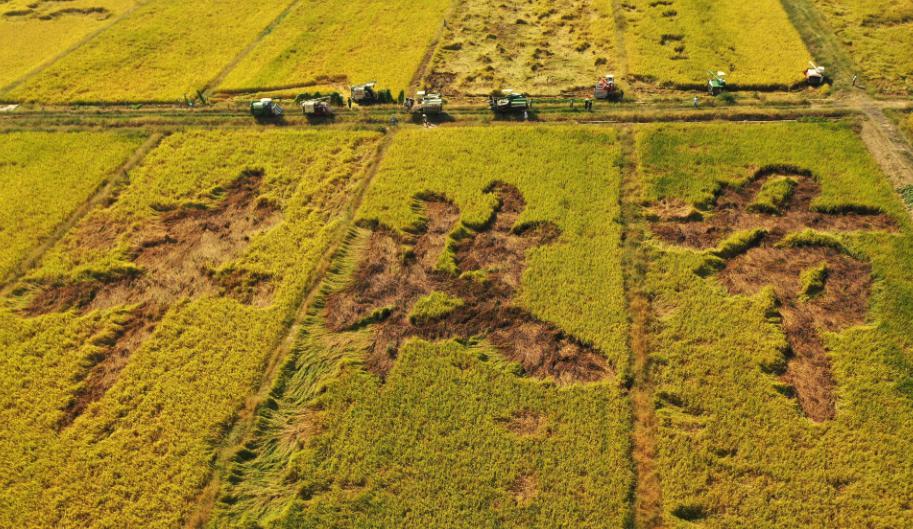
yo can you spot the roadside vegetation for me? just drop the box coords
[0,129,381,529]
[622,0,811,88]
[808,0,913,94]
[4,0,293,103]
[0,130,143,281]
[217,0,451,94]
[207,126,634,528]
[637,121,913,527]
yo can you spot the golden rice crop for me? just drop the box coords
[207,126,634,528]
[0,130,143,281]
[423,0,617,95]
[0,128,382,529]
[0,0,134,90]
[810,0,913,94]
[637,121,913,527]
[622,0,811,88]
[217,0,451,94]
[5,0,293,103]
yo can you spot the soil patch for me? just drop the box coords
[498,409,549,436]
[650,169,895,422]
[325,183,608,383]
[510,472,539,505]
[26,170,280,428]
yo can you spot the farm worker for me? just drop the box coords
[391,115,398,127]
[347,97,352,109]
[586,98,592,111]
[692,96,699,108]
[852,74,858,87]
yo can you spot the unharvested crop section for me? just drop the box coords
[0,0,135,89]
[0,130,144,281]
[4,0,294,103]
[0,129,381,529]
[621,0,810,88]
[809,0,913,94]
[207,126,633,528]
[217,0,452,94]
[424,0,617,95]
[638,121,913,527]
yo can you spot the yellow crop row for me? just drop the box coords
[208,126,634,527]
[622,0,811,87]
[0,130,143,281]
[218,0,452,94]
[811,0,913,94]
[5,0,294,103]
[0,129,382,529]
[637,121,913,526]
[0,0,135,90]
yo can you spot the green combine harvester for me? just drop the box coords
[250,98,283,118]
[707,71,727,95]
[489,89,531,113]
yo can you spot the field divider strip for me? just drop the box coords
[619,127,667,529]
[201,0,303,95]
[183,129,397,529]
[0,132,165,293]
[0,1,148,98]
[407,0,460,93]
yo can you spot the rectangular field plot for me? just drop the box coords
[637,122,913,527]
[810,0,913,94]
[621,0,811,88]
[0,130,143,281]
[207,126,634,528]
[217,0,451,94]
[0,129,381,529]
[3,0,294,103]
[423,0,617,95]
[0,0,135,89]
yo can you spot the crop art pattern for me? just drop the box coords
[327,183,609,383]
[650,168,897,421]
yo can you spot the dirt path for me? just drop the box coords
[619,129,666,529]
[854,93,913,208]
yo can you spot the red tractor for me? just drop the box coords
[594,74,624,101]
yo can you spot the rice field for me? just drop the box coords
[809,0,913,94]
[637,121,913,527]
[216,0,452,94]
[0,129,382,529]
[4,0,294,103]
[0,130,144,281]
[423,0,617,95]
[621,0,812,88]
[206,126,634,528]
[0,0,135,90]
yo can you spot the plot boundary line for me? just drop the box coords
[182,130,398,529]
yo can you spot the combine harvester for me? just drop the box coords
[707,71,727,95]
[299,96,333,117]
[250,98,283,119]
[404,91,445,115]
[804,61,827,86]
[489,89,531,113]
[594,74,624,101]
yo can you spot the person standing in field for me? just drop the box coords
[852,74,858,88]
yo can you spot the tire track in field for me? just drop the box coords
[619,128,667,529]
[0,1,148,99]
[183,130,397,529]
[0,132,165,294]
[201,0,303,96]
